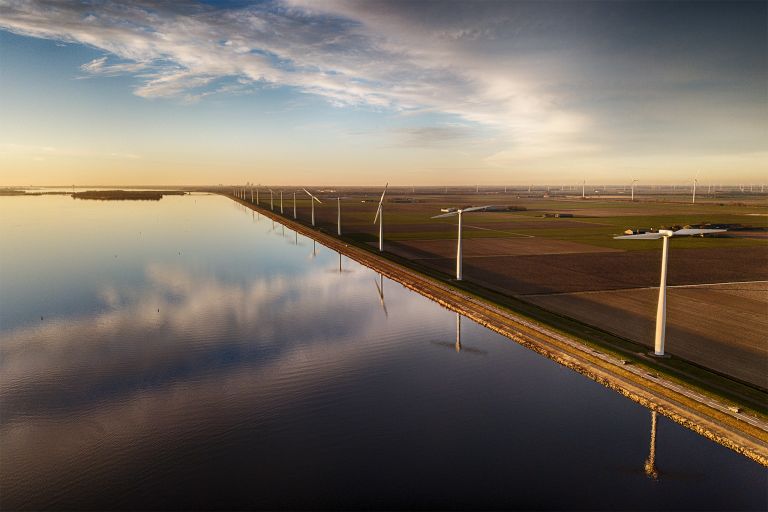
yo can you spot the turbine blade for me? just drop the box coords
[377,183,389,209]
[672,228,726,236]
[314,196,323,204]
[613,233,663,239]
[431,212,458,219]
[463,205,493,213]
[374,183,388,223]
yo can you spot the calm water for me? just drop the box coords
[0,194,765,510]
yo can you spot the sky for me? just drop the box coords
[0,0,765,186]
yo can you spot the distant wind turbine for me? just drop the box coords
[269,188,274,211]
[631,179,639,202]
[293,192,297,219]
[303,188,322,226]
[337,197,342,236]
[373,183,389,252]
[280,190,284,214]
[692,174,698,204]
[614,227,726,355]
[431,205,492,280]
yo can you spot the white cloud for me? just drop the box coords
[0,0,591,155]
[1,0,762,171]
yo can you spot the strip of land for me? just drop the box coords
[226,193,768,467]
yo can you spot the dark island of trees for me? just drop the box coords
[72,190,186,201]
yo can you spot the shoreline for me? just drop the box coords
[226,193,768,467]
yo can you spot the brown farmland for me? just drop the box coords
[525,282,768,388]
[383,237,620,260]
[407,246,768,295]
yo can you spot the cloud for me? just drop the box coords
[80,55,147,75]
[392,125,476,148]
[0,0,763,170]
[0,1,588,143]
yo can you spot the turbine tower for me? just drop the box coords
[293,192,297,219]
[631,179,638,202]
[303,188,322,226]
[337,197,342,236]
[431,205,492,280]
[280,190,284,214]
[692,175,698,204]
[614,227,726,355]
[269,188,274,211]
[373,183,389,252]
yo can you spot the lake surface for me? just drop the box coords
[0,194,765,510]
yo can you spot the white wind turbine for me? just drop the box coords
[692,174,698,204]
[631,179,639,202]
[293,192,297,219]
[614,227,726,356]
[337,197,342,236]
[431,205,492,280]
[373,183,389,252]
[280,190,284,214]
[268,188,274,211]
[303,188,323,226]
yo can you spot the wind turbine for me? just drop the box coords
[303,188,322,226]
[614,227,726,355]
[631,179,639,202]
[280,190,284,214]
[256,186,260,205]
[431,205,492,280]
[269,188,274,211]
[373,183,389,252]
[337,197,342,236]
[692,174,698,204]
[582,180,586,199]
[293,192,297,219]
